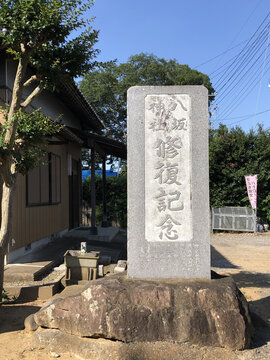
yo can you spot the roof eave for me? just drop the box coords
[59,80,105,133]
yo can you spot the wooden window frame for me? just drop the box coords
[50,153,61,205]
[26,152,61,207]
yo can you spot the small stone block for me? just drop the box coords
[38,283,59,300]
[116,260,127,269]
[80,242,87,253]
[98,265,104,277]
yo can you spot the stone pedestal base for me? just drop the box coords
[32,276,253,351]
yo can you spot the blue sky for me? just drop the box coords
[85,0,270,132]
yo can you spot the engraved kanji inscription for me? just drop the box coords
[148,95,188,132]
[145,94,192,242]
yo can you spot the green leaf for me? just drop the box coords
[79,53,215,142]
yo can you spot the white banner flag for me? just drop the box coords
[245,175,257,209]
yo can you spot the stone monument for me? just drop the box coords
[31,86,253,356]
[127,86,210,279]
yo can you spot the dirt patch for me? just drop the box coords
[0,300,74,360]
[211,231,270,327]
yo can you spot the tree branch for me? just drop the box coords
[5,54,30,147]
[20,43,26,53]
[20,83,44,108]
[23,75,39,88]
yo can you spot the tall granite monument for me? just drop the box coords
[127,86,210,279]
[32,87,253,353]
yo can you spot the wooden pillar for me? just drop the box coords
[90,147,97,234]
[0,246,4,302]
[102,156,108,227]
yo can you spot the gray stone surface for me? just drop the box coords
[33,276,253,350]
[127,86,210,279]
[98,264,104,277]
[33,328,267,360]
[114,260,127,273]
[24,313,38,331]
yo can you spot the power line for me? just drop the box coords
[210,53,241,78]
[209,0,264,78]
[213,108,270,122]
[211,17,270,121]
[207,6,270,128]
[213,65,270,122]
[213,11,270,89]
[215,25,269,91]
[215,34,270,107]
[253,28,270,121]
[214,50,270,120]
[213,108,270,127]
[193,40,248,70]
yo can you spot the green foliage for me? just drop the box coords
[209,124,270,222]
[1,289,10,303]
[0,0,99,176]
[0,0,99,87]
[0,108,63,174]
[81,148,106,170]
[80,53,215,141]
[82,124,270,227]
[83,173,127,228]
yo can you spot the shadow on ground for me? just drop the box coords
[211,245,239,269]
[252,327,270,348]
[249,306,270,348]
[9,231,127,265]
[0,304,40,333]
[250,295,270,323]
[231,272,270,289]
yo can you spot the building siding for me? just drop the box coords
[9,142,81,253]
[0,54,94,262]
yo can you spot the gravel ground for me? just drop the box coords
[211,231,270,325]
[210,231,270,359]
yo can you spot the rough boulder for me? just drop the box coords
[34,276,253,350]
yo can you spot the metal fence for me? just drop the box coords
[212,207,256,232]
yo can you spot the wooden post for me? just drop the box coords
[254,208,257,233]
[90,147,97,234]
[0,246,4,303]
[102,156,108,227]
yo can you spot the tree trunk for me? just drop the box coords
[0,174,16,301]
[0,51,29,302]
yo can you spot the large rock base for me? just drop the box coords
[33,329,256,360]
[33,276,253,351]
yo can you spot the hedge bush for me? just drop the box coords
[83,173,127,228]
